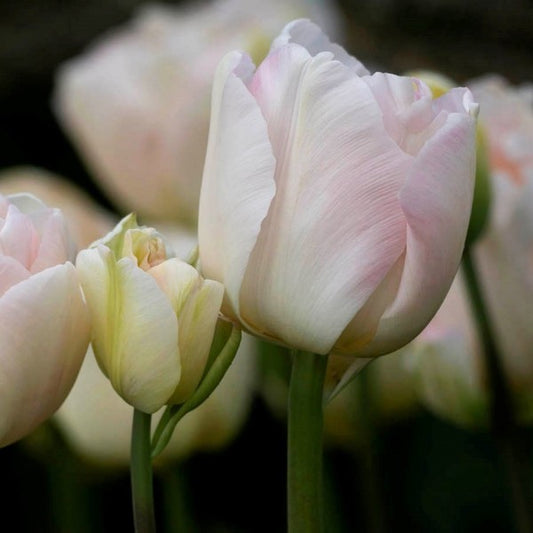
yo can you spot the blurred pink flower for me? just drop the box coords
[53,0,343,225]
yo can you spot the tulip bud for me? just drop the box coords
[76,214,224,413]
[0,193,90,446]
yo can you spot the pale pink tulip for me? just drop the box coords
[198,19,478,358]
[408,76,533,428]
[0,194,90,446]
[53,0,342,225]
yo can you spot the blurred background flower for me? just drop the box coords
[53,0,342,226]
[408,75,533,429]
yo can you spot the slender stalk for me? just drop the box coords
[287,350,328,533]
[462,249,533,533]
[131,409,156,533]
[161,465,196,533]
[356,366,386,533]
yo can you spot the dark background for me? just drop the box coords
[1,1,533,531]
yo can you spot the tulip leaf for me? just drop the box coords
[151,324,242,458]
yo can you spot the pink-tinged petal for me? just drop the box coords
[6,193,48,214]
[0,205,40,269]
[358,107,477,356]
[364,73,439,156]
[76,246,180,413]
[334,253,405,355]
[0,263,90,446]
[240,48,412,353]
[433,87,479,116]
[198,51,276,316]
[0,196,9,217]
[31,210,72,272]
[271,19,369,76]
[0,255,31,297]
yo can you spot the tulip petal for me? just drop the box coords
[7,193,48,214]
[364,73,438,156]
[359,105,477,355]
[271,19,369,76]
[240,46,412,353]
[149,259,224,404]
[334,253,405,355]
[0,264,90,446]
[198,51,276,317]
[76,246,180,413]
[31,211,72,272]
[0,205,40,269]
[0,255,31,297]
[172,279,224,403]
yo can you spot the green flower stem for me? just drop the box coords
[161,464,197,533]
[287,350,328,533]
[131,409,156,533]
[356,365,386,533]
[462,249,533,533]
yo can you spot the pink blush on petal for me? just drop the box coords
[0,206,41,270]
[0,256,31,297]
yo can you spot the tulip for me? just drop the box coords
[76,214,224,413]
[53,0,343,225]
[0,193,90,446]
[407,75,533,428]
[198,19,478,359]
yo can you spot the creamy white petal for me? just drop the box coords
[149,259,224,403]
[198,50,276,316]
[76,246,180,412]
